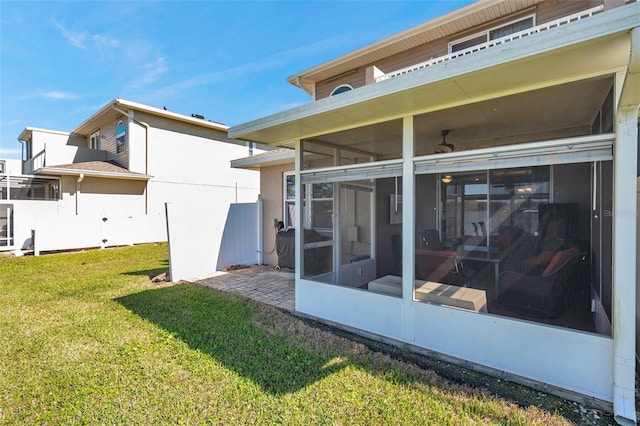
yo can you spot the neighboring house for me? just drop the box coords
[229,1,639,423]
[1,98,262,255]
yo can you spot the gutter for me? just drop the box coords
[112,104,150,214]
[17,139,25,173]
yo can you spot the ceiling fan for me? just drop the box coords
[432,129,455,153]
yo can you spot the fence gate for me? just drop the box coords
[216,201,261,270]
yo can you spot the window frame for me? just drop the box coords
[89,131,100,150]
[283,172,296,229]
[116,121,126,154]
[330,84,354,96]
[448,14,536,53]
[283,171,334,231]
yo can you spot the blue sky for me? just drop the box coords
[0,0,473,160]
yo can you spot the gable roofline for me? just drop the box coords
[287,0,543,95]
[72,98,229,136]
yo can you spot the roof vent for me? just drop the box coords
[191,113,205,119]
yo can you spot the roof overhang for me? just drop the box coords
[231,148,295,170]
[17,127,74,142]
[72,99,229,136]
[230,4,638,146]
[288,0,543,94]
[33,166,152,181]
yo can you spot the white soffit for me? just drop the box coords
[230,4,637,146]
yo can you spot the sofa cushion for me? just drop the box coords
[541,247,579,277]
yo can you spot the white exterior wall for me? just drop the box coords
[2,159,22,175]
[297,281,615,401]
[30,130,68,156]
[13,104,261,260]
[141,115,261,217]
[127,118,147,174]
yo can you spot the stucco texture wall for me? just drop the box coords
[260,163,293,266]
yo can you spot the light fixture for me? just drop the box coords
[439,129,454,151]
[441,175,452,184]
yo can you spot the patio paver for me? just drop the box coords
[196,265,295,311]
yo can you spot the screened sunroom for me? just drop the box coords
[292,76,615,337]
[228,8,638,419]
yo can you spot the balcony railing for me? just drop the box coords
[23,149,46,174]
[23,144,108,174]
[375,5,605,82]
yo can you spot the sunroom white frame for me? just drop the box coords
[295,128,621,409]
[230,6,640,422]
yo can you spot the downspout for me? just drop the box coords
[112,104,149,214]
[75,173,84,215]
[612,26,639,426]
[17,139,25,172]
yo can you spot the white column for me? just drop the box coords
[401,115,415,342]
[612,27,639,426]
[294,139,303,303]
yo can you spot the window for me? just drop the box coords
[330,85,353,96]
[284,173,296,228]
[2,175,60,201]
[0,204,13,247]
[283,172,333,230]
[450,16,534,53]
[26,137,32,160]
[116,121,126,153]
[414,160,612,336]
[90,131,100,150]
[0,161,4,174]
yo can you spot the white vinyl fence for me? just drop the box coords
[165,200,261,282]
[33,213,166,255]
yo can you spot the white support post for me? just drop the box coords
[294,139,303,290]
[611,27,639,426]
[401,115,415,342]
[257,197,263,266]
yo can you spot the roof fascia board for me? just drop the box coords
[114,99,229,131]
[71,98,229,135]
[230,149,295,169]
[18,127,76,141]
[230,3,639,143]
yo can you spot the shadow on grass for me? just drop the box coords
[115,284,345,395]
[121,259,169,279]
[114,284,611,424]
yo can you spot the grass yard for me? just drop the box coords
[0,243,613,425]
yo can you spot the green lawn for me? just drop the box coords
[0,244,611,425]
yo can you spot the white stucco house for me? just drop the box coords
[229,1,639,424]
[1,99,263,256]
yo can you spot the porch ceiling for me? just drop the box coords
[311,75,614,158]
[229,5,636,149]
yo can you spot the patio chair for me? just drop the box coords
[497,247,589,318]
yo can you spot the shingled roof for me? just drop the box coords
[33,161,152,180]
